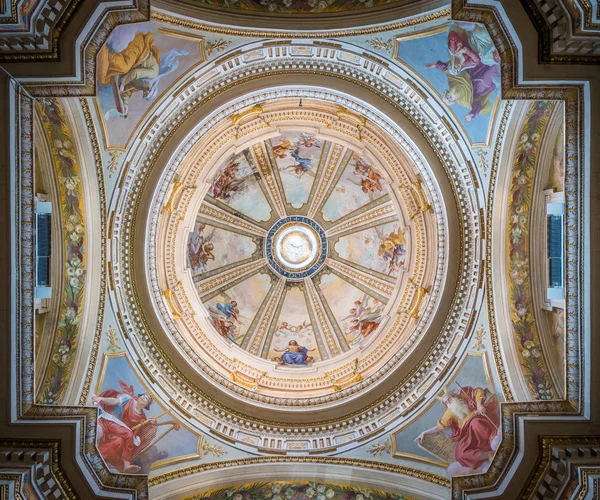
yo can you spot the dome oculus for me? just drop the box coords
[266,216,327,279]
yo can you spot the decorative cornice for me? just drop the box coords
[521,0,600,64]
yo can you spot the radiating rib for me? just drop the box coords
[252,143,287,218]
[198,201,267,238]
[307,144,350,218]
[325,259,391,303]
[310,274,350,353]
[246,277,286,356]
[193,256,263,286]
[299,141,331,216]
[325,255,396,285]
[326,197,396,237]
[198,260,267,302]
[304,278,342,357]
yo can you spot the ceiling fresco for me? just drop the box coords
[20,3,583,499]
[392,22,501,145]
[188,132,404,365]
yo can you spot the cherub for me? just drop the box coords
[272,139,291,158]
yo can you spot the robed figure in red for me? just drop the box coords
[416,385,500,476]
[92,380,157,473]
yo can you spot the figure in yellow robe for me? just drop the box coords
[97,32,161,114]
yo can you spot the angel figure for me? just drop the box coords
[296,133,322,149]
[272,139,292,158]
[343,295,383,345]
[187,224,216,273]
[284,148,314,178]
[349,156,384,195]
[375,226,406,274]
[209,155,259,201]
[208,292,249,342]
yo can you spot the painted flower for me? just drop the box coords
[305,488,316,498]
[233,494,243,500]
[272,495,283,500]
[316,495,325,500]
[531,348,541,358]
[70,255,81,266]
[511,227,522,244]
[70,277,80,288]
[325,489,335,499]
[61,354,70,364]
[52,353,61,363]
[516,205,524,214]
[531,132,540,142]
[519,133,529,144]
[285,488,295,499]
[522,349,531,358]
[58,342,70,354]
[75,267,84,277]
[516,307,527,318]
[263,491,273,499]
[317,485,326,493]
[510,215,519,224]
[517,175,527,185]
[272,485,282,494]
[69,231,80,243]
[356,495,365,500]
[64,178,78,196]
[65,308,76,320]
[524,340,535,349]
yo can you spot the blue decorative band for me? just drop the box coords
[265,216,327,280]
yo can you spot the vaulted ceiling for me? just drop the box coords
[1,1,599,500]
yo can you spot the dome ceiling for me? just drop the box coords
[153,97,446,406]
[190,130,409,365]
[15,4,588,499]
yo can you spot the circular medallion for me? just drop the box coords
[266,217,327,279]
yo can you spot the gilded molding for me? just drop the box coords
[77,98,108,406]
[148,456,450,488]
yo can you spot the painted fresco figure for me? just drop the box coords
[92,381,157,474]
[216,301,239,321]
[286,148,313,177]
[377,227,406,274]
[446,25,500,74]
[272,139,292,158]
[415,385,500,476]
[344,296,383,346]
[97,32,188,119]
[351,156,384,195]
[426,25,500,124]
[210,158,244,200]
[274,340,315,365]
[187,224,215,272]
